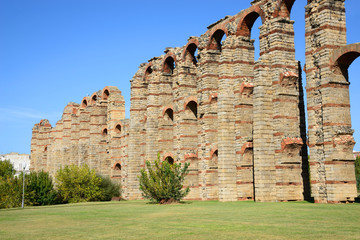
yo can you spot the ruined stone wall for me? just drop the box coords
[31,0,359,203]
[30,86,129,197]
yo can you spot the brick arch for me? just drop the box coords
[162,52,177,74]
[162,105,174,122]
[182,38,199,64]
[162,152,174,164]
[102,127,108,136]
[162,105,174,116]
[144,62,153,82]
[183,96,198,110]
[90,92,98,105]
[272,0,296,19]
[208,26,228,50]
[236,5,265,37]
[330,43,360,81]
[113,161,122,170]
[81,97,89,108]
[102,87,110,100]
[114,122,123,134]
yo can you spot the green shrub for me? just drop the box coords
[0,160,15,179]
[25,171,57,206]
[139,154,190,204]
[97,175,121,201]
[0,175,22,209]
[55,164,103,203]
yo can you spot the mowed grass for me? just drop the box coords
[0,201,359,240]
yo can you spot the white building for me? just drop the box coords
[0,152,30,176]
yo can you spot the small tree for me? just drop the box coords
[0,160,15,180]
[0,176,22,209]
[139,154,190,204]
[55,165,103,203]
[25,171,57,206]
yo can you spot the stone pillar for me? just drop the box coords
[197,34,220,200]
[127,65,149,200]
[305,0,357,203]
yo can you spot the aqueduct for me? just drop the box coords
[31,0,359,203]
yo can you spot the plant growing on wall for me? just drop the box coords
[139,154,190,204]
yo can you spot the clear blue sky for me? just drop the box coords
[1,0,359,154]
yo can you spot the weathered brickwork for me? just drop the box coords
[31,0,358,203]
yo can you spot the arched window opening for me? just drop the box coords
[114,163,121,171]
[252,16,261,60]
[91,95,97,104]
[209,29,226,51]
[115,124,122,134]
[165,156,174,165]
[44,146,47,152]
[144,66,153,82]
[103,89,110,100]
[334,52,360,81]
[81,99,88,108]
[185,43,198,65]
[186,101,198,119]
[164,108,174,121]
[102,128,108,136]
[164,57,175,74]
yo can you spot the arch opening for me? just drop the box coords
[114,163,121,171]
[91,95,97,104]
[185,43,198,65]
[164,57,176,74]
[334,52,360,81]
[103,89,110,100]
[115,124,122,134]
[81,99,88,108]
[165,156,174,165]
[186,101,198,119]
[144,66,153,82]
[102,128,108,136]
[238,12,261,38]
[164,108,174,121]
[209,29,226,51]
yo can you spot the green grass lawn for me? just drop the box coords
[0,200,359,240]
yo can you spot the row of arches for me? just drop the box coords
[81,88,111,108]
[162,100,198,122]
[142,1,297,77]
[101,123,123,136]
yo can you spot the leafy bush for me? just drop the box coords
[139,154,190,204]
[0,160,15,179]
[25,170,57,206]
[97,175,121,201]
[0,175,22,209]
[55,164,103,203]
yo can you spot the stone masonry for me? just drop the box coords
[31,0,359,203]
